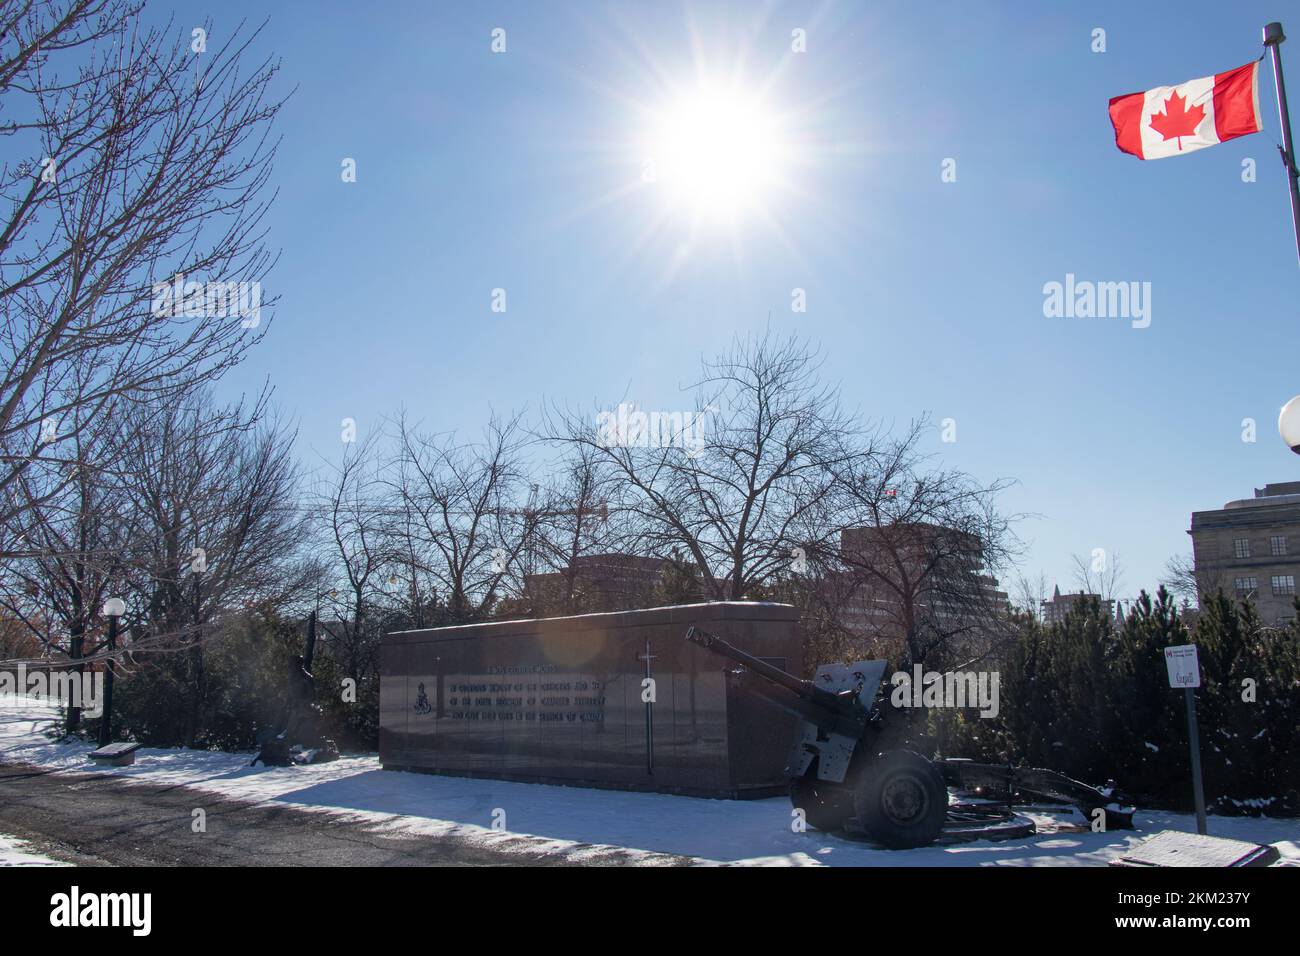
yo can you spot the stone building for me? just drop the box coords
[522,553,688,614]
[1040,586,1114,627]
[830,523,1010,652]
[1189,481,1300,625]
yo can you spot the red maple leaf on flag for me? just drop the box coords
[1148,88,1206,151]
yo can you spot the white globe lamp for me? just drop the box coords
[1280,396,1300,454]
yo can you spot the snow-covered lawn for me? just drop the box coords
[0,833,65,867]
[2,694,1296,866]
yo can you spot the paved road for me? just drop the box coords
[0,761,689,866]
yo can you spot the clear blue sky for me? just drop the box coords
[169,0,1300,599]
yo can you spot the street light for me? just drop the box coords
[98,598,125,748]
[1280,396,1300,454]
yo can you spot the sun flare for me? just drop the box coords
[645,85,786,223]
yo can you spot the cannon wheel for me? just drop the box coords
[789,773,855,832]
[854,750,948,849]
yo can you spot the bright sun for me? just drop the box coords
[646,85,785,223]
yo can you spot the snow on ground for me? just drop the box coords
[0,833,65,867]
[2,694,1297,866]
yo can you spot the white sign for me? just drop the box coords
[1164,644,1200,689]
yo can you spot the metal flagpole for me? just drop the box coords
[1264,22,1300,268]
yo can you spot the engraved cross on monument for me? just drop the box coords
[637,639,657,775]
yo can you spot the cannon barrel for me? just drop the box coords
[684,625,852,715]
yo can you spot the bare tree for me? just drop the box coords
[313,432,388,683]
[1071,550,1125,604]
[0,5,283,550]
[0,398,131,731]
[0,386,305,739]
[387,412,529,624]
[545,332,855,601]
[115,392,308,744]
[0,608,41,663]
[382,474,442,630]
[1162,551,1226,609]
[509,444,644,616]
[1012,570,1052,619]
[813,419,1020,670]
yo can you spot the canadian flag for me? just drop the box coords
[1109,61,1262,159]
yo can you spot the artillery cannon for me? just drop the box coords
[685,625,1134,849]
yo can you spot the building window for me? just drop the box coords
[1235,576,1258,598]
[1271,575,1296,596]
[1271,535,1288,556]
[1234,538,1251,559]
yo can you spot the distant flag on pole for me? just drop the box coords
[1108,61,1262,159]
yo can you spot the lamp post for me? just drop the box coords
[98,598,125,747]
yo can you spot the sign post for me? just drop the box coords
[1164,644,1207,835]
